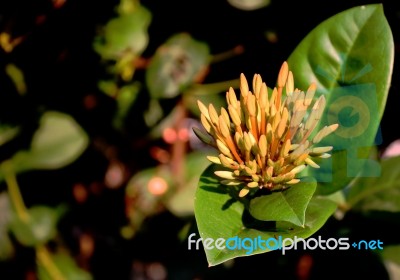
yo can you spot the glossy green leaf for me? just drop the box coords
[38,252,92,280]
[249,179,316,226]
[11,111,88,171]
[146,33,210,99]
[346,156,400,212]
[9,206,59,247]
[287,4,394,195]
[194,164,336,266]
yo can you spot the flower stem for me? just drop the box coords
[36,245,66,280]
[0,160,65,280]
[1,161,29,222]
[210,45,244,63]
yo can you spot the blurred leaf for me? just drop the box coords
[0,124,20,146]
[5,63,26,95]
[143,99,163,127]
[147,104,179,139]
[227,0,270,10]
[113,83,141,129]
[94,5,151,60]
[288,4,393,195]
[249,179,316,226]
[125,166,172,233]
[146,33,210,99]
[126,168,164,215]
[9,206,59,247]
[0,193,14,260]
[11,111,88,171]
[165,152,211,217]
[0,232,14,261]
[194,164,336,266]
[117,0,140,15]
[0,32,23,53]
[98,80,119,98]
[183,79,239,117]
[380,245,400,265]
[38,251,92,280]
[178,222,192,242]
[324,190,346,205]
[346,156,400,212]
[117,53,136,81]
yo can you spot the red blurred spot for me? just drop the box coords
[73,183,87,204]
[105,161,125,189]
[80,233,95,259]
[233,45,245,54]
[178,128,189,142]
[150,147,170,163]
[297,254,313,280]
[89,182,103,195]
[162,128,177,144]
[146,262,167,280]
[83,94,97,110]
[35,15,47,25]
[147,177,168,196]
[53,0,66,9]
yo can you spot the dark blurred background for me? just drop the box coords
[0,0,399,279]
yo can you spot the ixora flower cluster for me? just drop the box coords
[193,62,338,197]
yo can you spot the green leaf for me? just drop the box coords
[12,111,89,171]
[287,4,394,195]
[194,164,336,266]
[146,33,210,99]
[113,83,141,130]
[249,179,316,226]
[98,80,118,97]
[9,206,59,247]
[38,252,92,280]
[5,63,27,95]
[94,5,151,59]
[0,124,20,147]
[183,79,239,118]
[346,156,400,212]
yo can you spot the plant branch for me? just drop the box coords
[1,160,66,280]
[1,161,29,222]
[36,245,66,280]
